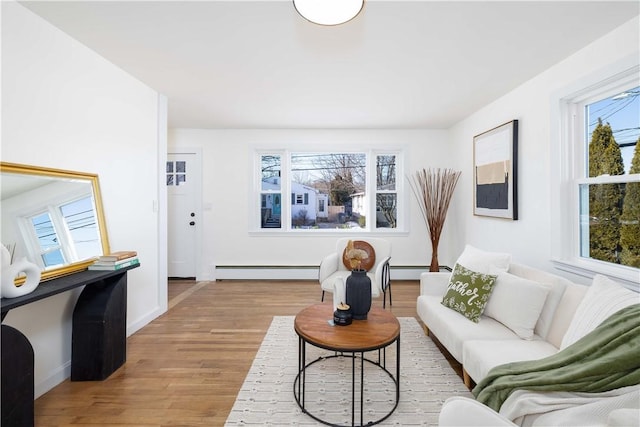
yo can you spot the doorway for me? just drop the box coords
[167,151,202,279]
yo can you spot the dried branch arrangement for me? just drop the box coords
[409,168,462,271]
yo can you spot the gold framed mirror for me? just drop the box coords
[1,162,110,282]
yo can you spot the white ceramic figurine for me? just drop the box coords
[1,244,41,298]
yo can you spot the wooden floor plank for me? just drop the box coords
[33,279,457,426]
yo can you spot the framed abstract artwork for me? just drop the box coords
[473,120,518,220]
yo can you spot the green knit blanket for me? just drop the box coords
[473,303,640,412]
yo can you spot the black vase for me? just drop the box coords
[345,269,372,320]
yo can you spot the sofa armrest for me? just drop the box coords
[319,253,339,283]
[438,397,517,427]
[420,271,450,296]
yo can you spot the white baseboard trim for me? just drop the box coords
[213,265,434,281]
[127,306,166,336]
[214,266,318,280]
[35,361,70,399]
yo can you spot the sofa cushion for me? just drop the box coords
[545,283,588,349]
[560,275,639,349]
[463,339,558,383]
[484,272,551,339]
[608,408,640,427]
[507,263,573,340]
[417,294,520,362]
[441,263,498,323]
[456,244,511,274]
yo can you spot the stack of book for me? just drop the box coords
[89,251,139,271]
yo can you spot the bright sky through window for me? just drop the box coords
[587,86,639,173]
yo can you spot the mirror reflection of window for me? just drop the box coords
[30,211,66,268]
[60,196,101,260]
[27,196,101,269]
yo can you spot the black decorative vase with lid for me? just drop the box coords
[345,269,372,320]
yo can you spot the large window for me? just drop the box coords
[579,85,639,268]
[256,150,402,232]
[556,66,639,284]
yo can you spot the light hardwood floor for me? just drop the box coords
[34,279,454,426]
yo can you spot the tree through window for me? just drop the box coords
[581,86,639,268]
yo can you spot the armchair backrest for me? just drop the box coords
[334,238,391,272]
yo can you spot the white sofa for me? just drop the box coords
[416,245,640,426]
[417,245,640,387]
[418,260,587,387]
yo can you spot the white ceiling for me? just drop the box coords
[20,1,639,129]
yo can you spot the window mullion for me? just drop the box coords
[366,152,374,231]
[283,152,292,231]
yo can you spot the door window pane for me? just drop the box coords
[167,161,188,186]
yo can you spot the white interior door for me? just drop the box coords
[167,152,200,278]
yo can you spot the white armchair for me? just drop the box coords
[318,238,392,308]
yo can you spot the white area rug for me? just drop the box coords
[225,316,472,426]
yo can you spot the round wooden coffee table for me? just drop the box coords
[293,304,400,427]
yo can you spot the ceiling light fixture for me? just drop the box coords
[293,0,365,26]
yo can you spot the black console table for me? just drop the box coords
[1,264,139,427]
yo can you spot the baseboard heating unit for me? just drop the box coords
[212,265,436,281]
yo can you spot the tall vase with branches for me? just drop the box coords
[409,168,461,272]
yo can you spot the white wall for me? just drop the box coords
[448,16,639,283]
[1,2,167,397]
[168,129,458,280]
[169,19,638,284]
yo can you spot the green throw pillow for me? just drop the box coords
[441,263,498,323]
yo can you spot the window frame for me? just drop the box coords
[552,60,639,288]
[252,147,406,234]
